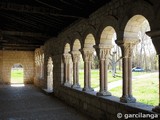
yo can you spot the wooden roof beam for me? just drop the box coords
[0,2,83,18]
[1,31,50,38]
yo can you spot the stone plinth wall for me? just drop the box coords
[57,86,158,120]
[0,50,34,84]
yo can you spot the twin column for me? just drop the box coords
[119,41,138,103]
[63,53,72,86]
[97,47,112,96]
[71,51,81,88]
[82,49,94,91]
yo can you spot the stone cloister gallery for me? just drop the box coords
[1,0,160,119]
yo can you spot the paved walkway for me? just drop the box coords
[0,84,91,120]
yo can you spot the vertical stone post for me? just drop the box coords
[47,57,53,91]
[41,55,44,79]
[97,47,111,96]
[82,49,94,92]
[63,53,72,86]
[71,51,81,88]
[119,41,138,103]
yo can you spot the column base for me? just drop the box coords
[120,95,136,103]
[96,91,111,96]
[71,84,81,88]
[82,87,94,92]
[64,82,71,87]
[152,105,160,113]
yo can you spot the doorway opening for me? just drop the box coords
[11,64,24,85]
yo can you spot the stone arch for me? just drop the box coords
[99,26,117,48]
[64,43,71,54]
[124,15,150,42]
[73,39,81,51]
[84,34,96,49]
[70,32,83,51]
[82,26,97,49]
[97,16,119,45]
[120,0,154,37]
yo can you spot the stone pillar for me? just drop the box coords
[147,30,160,113]
[82,49,94,92]
[63,53,72,86]
[71,51,81,88]
[47,57,53,91]
[120,41,138,103]
[97,48,111,96]
[41,57,44,79]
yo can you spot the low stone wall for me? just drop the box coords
[55,86,159,120]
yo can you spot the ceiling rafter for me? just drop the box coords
[0,0,110,51]
[4,35,45,44]
[0,13,41,30]
[2,31,50,38]
[0,2,84,18]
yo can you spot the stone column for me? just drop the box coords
[35,60,38,79]
[47,57,53,91]
[41,57,44,79]
[71,51,81,88]
[147,30,160,113]
[63,53,72,86]
[82,49,94,92]
[97,48,111,96]
[120,41,138,103]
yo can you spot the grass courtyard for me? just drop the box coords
[79,69,159,106]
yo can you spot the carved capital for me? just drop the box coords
[99,48,110,60]
[83,48,94,62]
[123,40,139,58]
[71,51,81,63]
[63,53,71,64]
[123,43,135,58]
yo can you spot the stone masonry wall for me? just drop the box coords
[0,50,34,84]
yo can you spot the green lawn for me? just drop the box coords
[11,69,24,84]
[79,69,158,106]
[79,69,148,89]
[110,73,159,106]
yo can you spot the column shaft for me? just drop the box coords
[83,61,88,90]
[128,57,132,96]
[76,62,79,84]
[73,62,76,85]
[88,61,91,88]
[99,60,104,92]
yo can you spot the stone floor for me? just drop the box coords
[0,84,91,120]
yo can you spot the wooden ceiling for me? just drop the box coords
[0,0,111,51]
